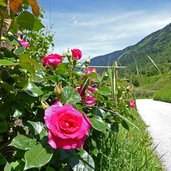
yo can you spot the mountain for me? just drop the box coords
[90,23,171,75]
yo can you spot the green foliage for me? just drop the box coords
[69,149,95,171]
[9,135,36,150]
[24,144,53,170]
[90,115,107,133]
[26,29,54,61]
[0,1,163,170]
[134,73,171,98]
[17,11,44,31]
[61,86,81,105]
[93,111,163,171]
[154,81,171,102]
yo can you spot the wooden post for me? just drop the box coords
[114,62,118,79]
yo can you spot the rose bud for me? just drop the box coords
[71,49,82,60]
[75,86,86,98]
[130,100,136,109]
[19,39,30,48]
[88,86,97,93]
[54,83,62,97]
[84,94,96,106]
[41,101,49,110]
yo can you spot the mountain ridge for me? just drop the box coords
[90,23,171,74]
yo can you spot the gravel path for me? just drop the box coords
[136,99,171,171]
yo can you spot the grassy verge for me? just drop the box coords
[154,82,171,103]
[97,110,163,171]
[134,73,171,99]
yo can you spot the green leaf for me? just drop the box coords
[0,105,9,120]
[46,166,55,171]
[93,75,103,83]
[0,81,14,91]
[9,18,19,34]
[9,135,36,150]
[110,122,119,132]
[13,108,23,118]
[86,72,97,79]
[17,11,44,31]
[14,47,25,55]
[20,62,35,74]
[0,1,6,7]
[98,86,112,96]
[121,120,129,130]
[1,47,18,58]
[56,63,69,74]
[0,59,18,66]
[28,121,47,138]
[4,162,12,171]
[0,154,6,165]
[1,70,10,81]
[61,86,81,105]
[19,54,44,70]
[23,82,43,97]
[59,149,76,160]
[24,144,53,170]
[10,102,25,118]
[0,120,8,133]
[90,115,107,133]
[4,161,25,171]
[70,149,95,171]
[6,35,20,46]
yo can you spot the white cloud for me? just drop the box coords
[44,9,171,61]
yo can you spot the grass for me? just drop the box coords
[94,67,164,170]
[134,72,171,99]
[154,82,171,103]
[97,110,163,171]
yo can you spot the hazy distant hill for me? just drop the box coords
[90,23,171,74]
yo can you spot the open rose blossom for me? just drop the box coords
[130,100,136,109]
[19,39,30,48]
[42,54,62,67]
[71,49,82,60]
[44,101,91,149]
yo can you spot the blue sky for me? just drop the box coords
[39,0,171,61]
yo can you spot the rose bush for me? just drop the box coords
[44,101,91,149]
[0,1,137,170]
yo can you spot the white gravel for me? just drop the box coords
[136,99,171,171]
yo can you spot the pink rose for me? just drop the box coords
[44,101,91,149]
[88,86,97,93]
[42,54,62,67]
[130,100,136,109]
[76,86,97,106]
[75,86,86,98]
[19,39,30,48]
[84,68,96,74]
[71,49,82,60]
[84,94,96,106]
